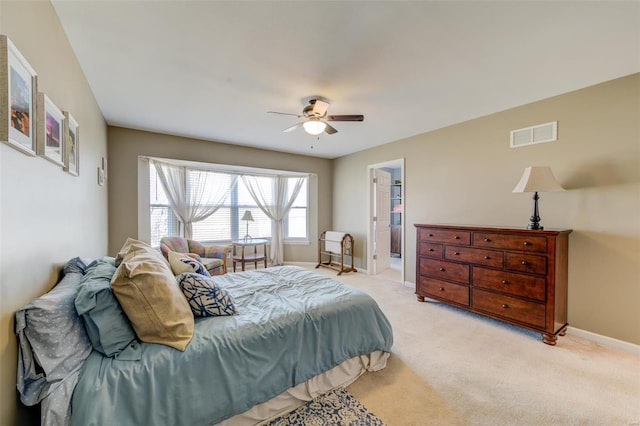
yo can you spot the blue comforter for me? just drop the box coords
[70,266,393,425]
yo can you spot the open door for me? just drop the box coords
[367,159,404,283]
[374,168,391,274]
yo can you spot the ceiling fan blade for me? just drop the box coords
[268,111,302,118]
[326,114,364,122]
[283,122,303,133]
[311,100,329,117]
[324,123,338,134]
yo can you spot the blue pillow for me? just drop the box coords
[15,259,92,407]
[75,258,141,359]
[63,256,91,275]
[177,273,238,317]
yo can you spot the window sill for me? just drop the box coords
[284,239,310,245]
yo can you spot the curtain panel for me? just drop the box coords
[242,175,305,265]
[152,160,237,239]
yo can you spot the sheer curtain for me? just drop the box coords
[152,160,237,239]
[242,175,305,265]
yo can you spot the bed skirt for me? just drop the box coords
[217,350,389,426]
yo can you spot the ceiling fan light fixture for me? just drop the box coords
[303,120,326,135]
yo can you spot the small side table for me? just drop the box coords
[232,239,268,272]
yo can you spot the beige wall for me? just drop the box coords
[107,126,333,261]
[0,1,109,424]
[333,74,640,345]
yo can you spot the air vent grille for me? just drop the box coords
[510,121,557,148]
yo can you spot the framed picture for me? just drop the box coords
[63,111,79,176]
[0,35,38,156]
[36,93,65,166]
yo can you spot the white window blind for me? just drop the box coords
[149,164,179,247]
[149,162,308,245]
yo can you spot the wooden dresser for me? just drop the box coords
[415,224,572,345]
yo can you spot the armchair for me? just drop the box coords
[160,237,230,275]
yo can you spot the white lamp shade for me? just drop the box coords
[513,166,565,193]
[241,210,254,221]
[303,120,326,135]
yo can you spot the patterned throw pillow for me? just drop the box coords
[168,251,210,276]
[177,273,238,317]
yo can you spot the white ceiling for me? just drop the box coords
[51,1,639,159]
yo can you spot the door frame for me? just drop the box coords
[366,158,405,283]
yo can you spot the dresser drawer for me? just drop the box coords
[445,246,503,268]
[419,242,443,259]
[472,267,546,301]
[473,232,548,253]
[418,277,470,306]
[420,228,471,245]
[473,289,546,328]
[505,253,547,275]
[419,259,470,284]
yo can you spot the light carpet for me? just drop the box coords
[266,388,386,426]
[302,264,640,426]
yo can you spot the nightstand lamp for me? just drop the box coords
[241,210,254,241]
[513,166,565,230]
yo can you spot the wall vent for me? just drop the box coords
[510,121,557,148]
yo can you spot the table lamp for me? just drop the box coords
[512,166,565,230]
[241,210,254,240]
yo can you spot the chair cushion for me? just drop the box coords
[110,238,194,351]
[200,258,225,274]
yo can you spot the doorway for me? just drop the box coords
[367,159,404,284]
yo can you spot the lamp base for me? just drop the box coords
[526,191,543,231]
[243,234,252,241]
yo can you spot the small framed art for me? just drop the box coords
[0,35,38,156]
[63,111,79,176]
[36,93,65,166]
[97,166,105,186]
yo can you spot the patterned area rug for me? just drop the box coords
[266,388,386,426]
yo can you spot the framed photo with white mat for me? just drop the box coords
[0,35,38,156]
[36,93,65,166]
[63,111,79,176]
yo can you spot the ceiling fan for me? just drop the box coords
[267,98,364,135]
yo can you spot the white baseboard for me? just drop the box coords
[403,281,416,290]
[566,326,640,355]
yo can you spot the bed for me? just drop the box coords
[16,241,393,426]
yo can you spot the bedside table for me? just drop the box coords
[232,239,268,272]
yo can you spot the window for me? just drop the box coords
[149,162,308,245]
[149,164,179,247]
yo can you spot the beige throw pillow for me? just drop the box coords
[110,238,194,351]
[167,250,210,276]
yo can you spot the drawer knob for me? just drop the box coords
[524,241,531,246]
[439,267,445,271]
[454,236,460,240]
[428,248,434,252]
[484,255,490,259]
[428,233,434,237]
[439,287,444,291]
[484,238,490,242]
[502,304,509,309]
[502,280,509,284]
[454,251,460,255]
[521,260,528,265]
